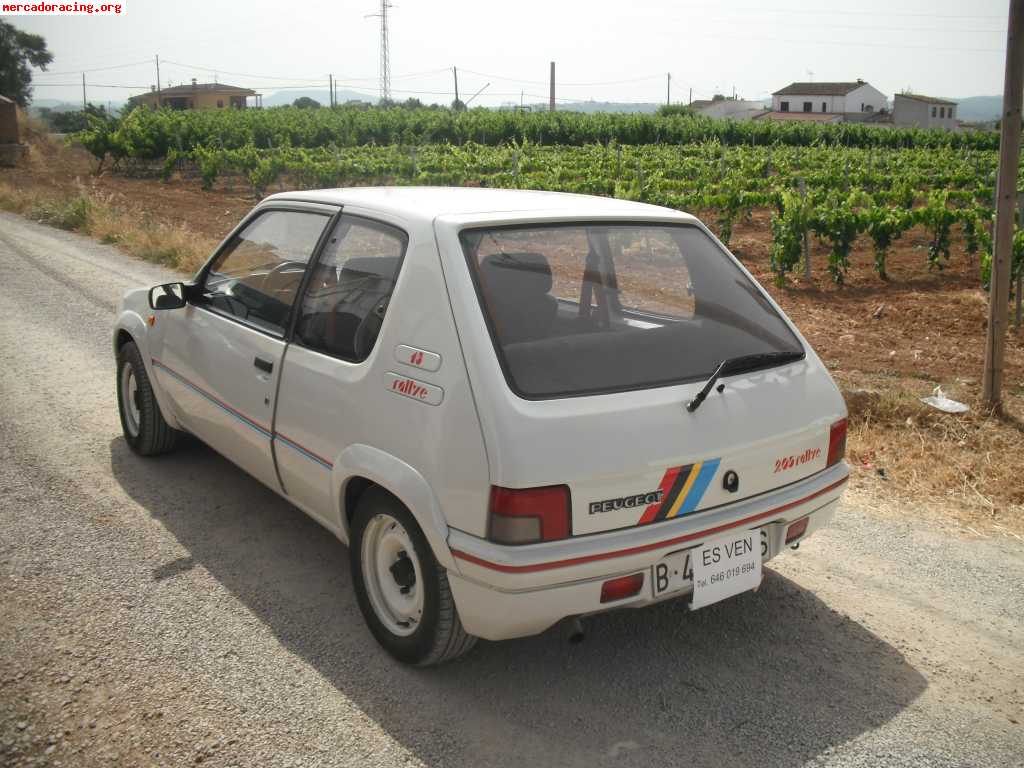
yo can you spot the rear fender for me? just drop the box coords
[332,444,456,570]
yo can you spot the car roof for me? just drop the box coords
[264,186,694,224]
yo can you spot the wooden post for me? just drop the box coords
[800,179,811,280]
[983,0,1024,408]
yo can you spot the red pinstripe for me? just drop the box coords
[452,477,848,574]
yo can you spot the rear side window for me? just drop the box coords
[295,215,407,362]
[201,210,329,335]
[461,223,803,398]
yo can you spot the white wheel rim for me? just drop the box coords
[120,363,141,438]
[361,514,424,637]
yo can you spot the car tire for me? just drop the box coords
[116,340,179,456]
[350,488,477,666]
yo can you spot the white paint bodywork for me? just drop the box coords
[114,187,849,642]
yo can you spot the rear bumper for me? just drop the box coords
[446,463,848,641]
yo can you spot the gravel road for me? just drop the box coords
[0,210,1022,768]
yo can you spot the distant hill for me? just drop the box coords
[261,89,378,107]
[543,101,661,114]
[953,95,1001,123]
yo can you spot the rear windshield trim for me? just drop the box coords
[459,220,805,402]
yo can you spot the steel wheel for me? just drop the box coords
[120,361,141,438]
[360,513,424,637]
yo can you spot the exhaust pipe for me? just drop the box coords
[568,617,586,644]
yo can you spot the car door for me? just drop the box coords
[272,213,408,525]
[152,205,334,491]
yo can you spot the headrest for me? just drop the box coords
[479,252,553,296]
[339,256,401,280]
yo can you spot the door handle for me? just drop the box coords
[254,356,274,374]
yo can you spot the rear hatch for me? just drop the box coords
[566,359,837,536]
[452,217,846,537]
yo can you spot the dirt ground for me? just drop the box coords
[3,141,1023,535]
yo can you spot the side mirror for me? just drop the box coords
[148,282,188,310]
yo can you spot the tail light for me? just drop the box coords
[600,573,645,603]
[827,418,848,468]
[488,485,571,545]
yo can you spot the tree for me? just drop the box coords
[0,21,53,107]
[292,96,320,109]
[451,98,466,112]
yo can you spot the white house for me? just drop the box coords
[771,80,887,116]
[893,93,958,131]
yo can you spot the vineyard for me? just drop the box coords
[71,106,1021,288]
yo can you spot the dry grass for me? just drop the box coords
[839,373,1024,536]
[0,175,215,274]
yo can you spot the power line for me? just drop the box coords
[698,31,1003,54]
[161,59,326,83]
[30,59,153,77]
[460,68,664,87]
[677,2,1004,20]
[701,17,1004,34]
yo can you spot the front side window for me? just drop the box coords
[295,215,407,361]
[200,209,329,335]
[461,223,803,398]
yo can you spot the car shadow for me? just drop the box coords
[110,436,927,768]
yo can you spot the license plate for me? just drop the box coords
[652,529,768,605]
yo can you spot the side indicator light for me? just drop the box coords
[786,517,809,544]
[600,573,645,603]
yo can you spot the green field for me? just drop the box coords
[74,106,1014,287]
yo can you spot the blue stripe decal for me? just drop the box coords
[676,458,721,517]
[275,433,334,470]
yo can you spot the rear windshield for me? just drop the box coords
[460,223,804,398]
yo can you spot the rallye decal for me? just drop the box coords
[637,458,722,525]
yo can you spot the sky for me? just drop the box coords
[6,0,1012,108]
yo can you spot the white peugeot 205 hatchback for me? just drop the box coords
[113,187,849,665]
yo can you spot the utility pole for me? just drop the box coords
[983,0,1024,410]
[82,73,86,109]
[666,73,671,106]
[328,74,333,107]
[155,54,161,108]
[453,66,459,106]
[688,87,692,105]
[549,61,555,112]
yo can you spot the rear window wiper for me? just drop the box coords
[686,351,804,413]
